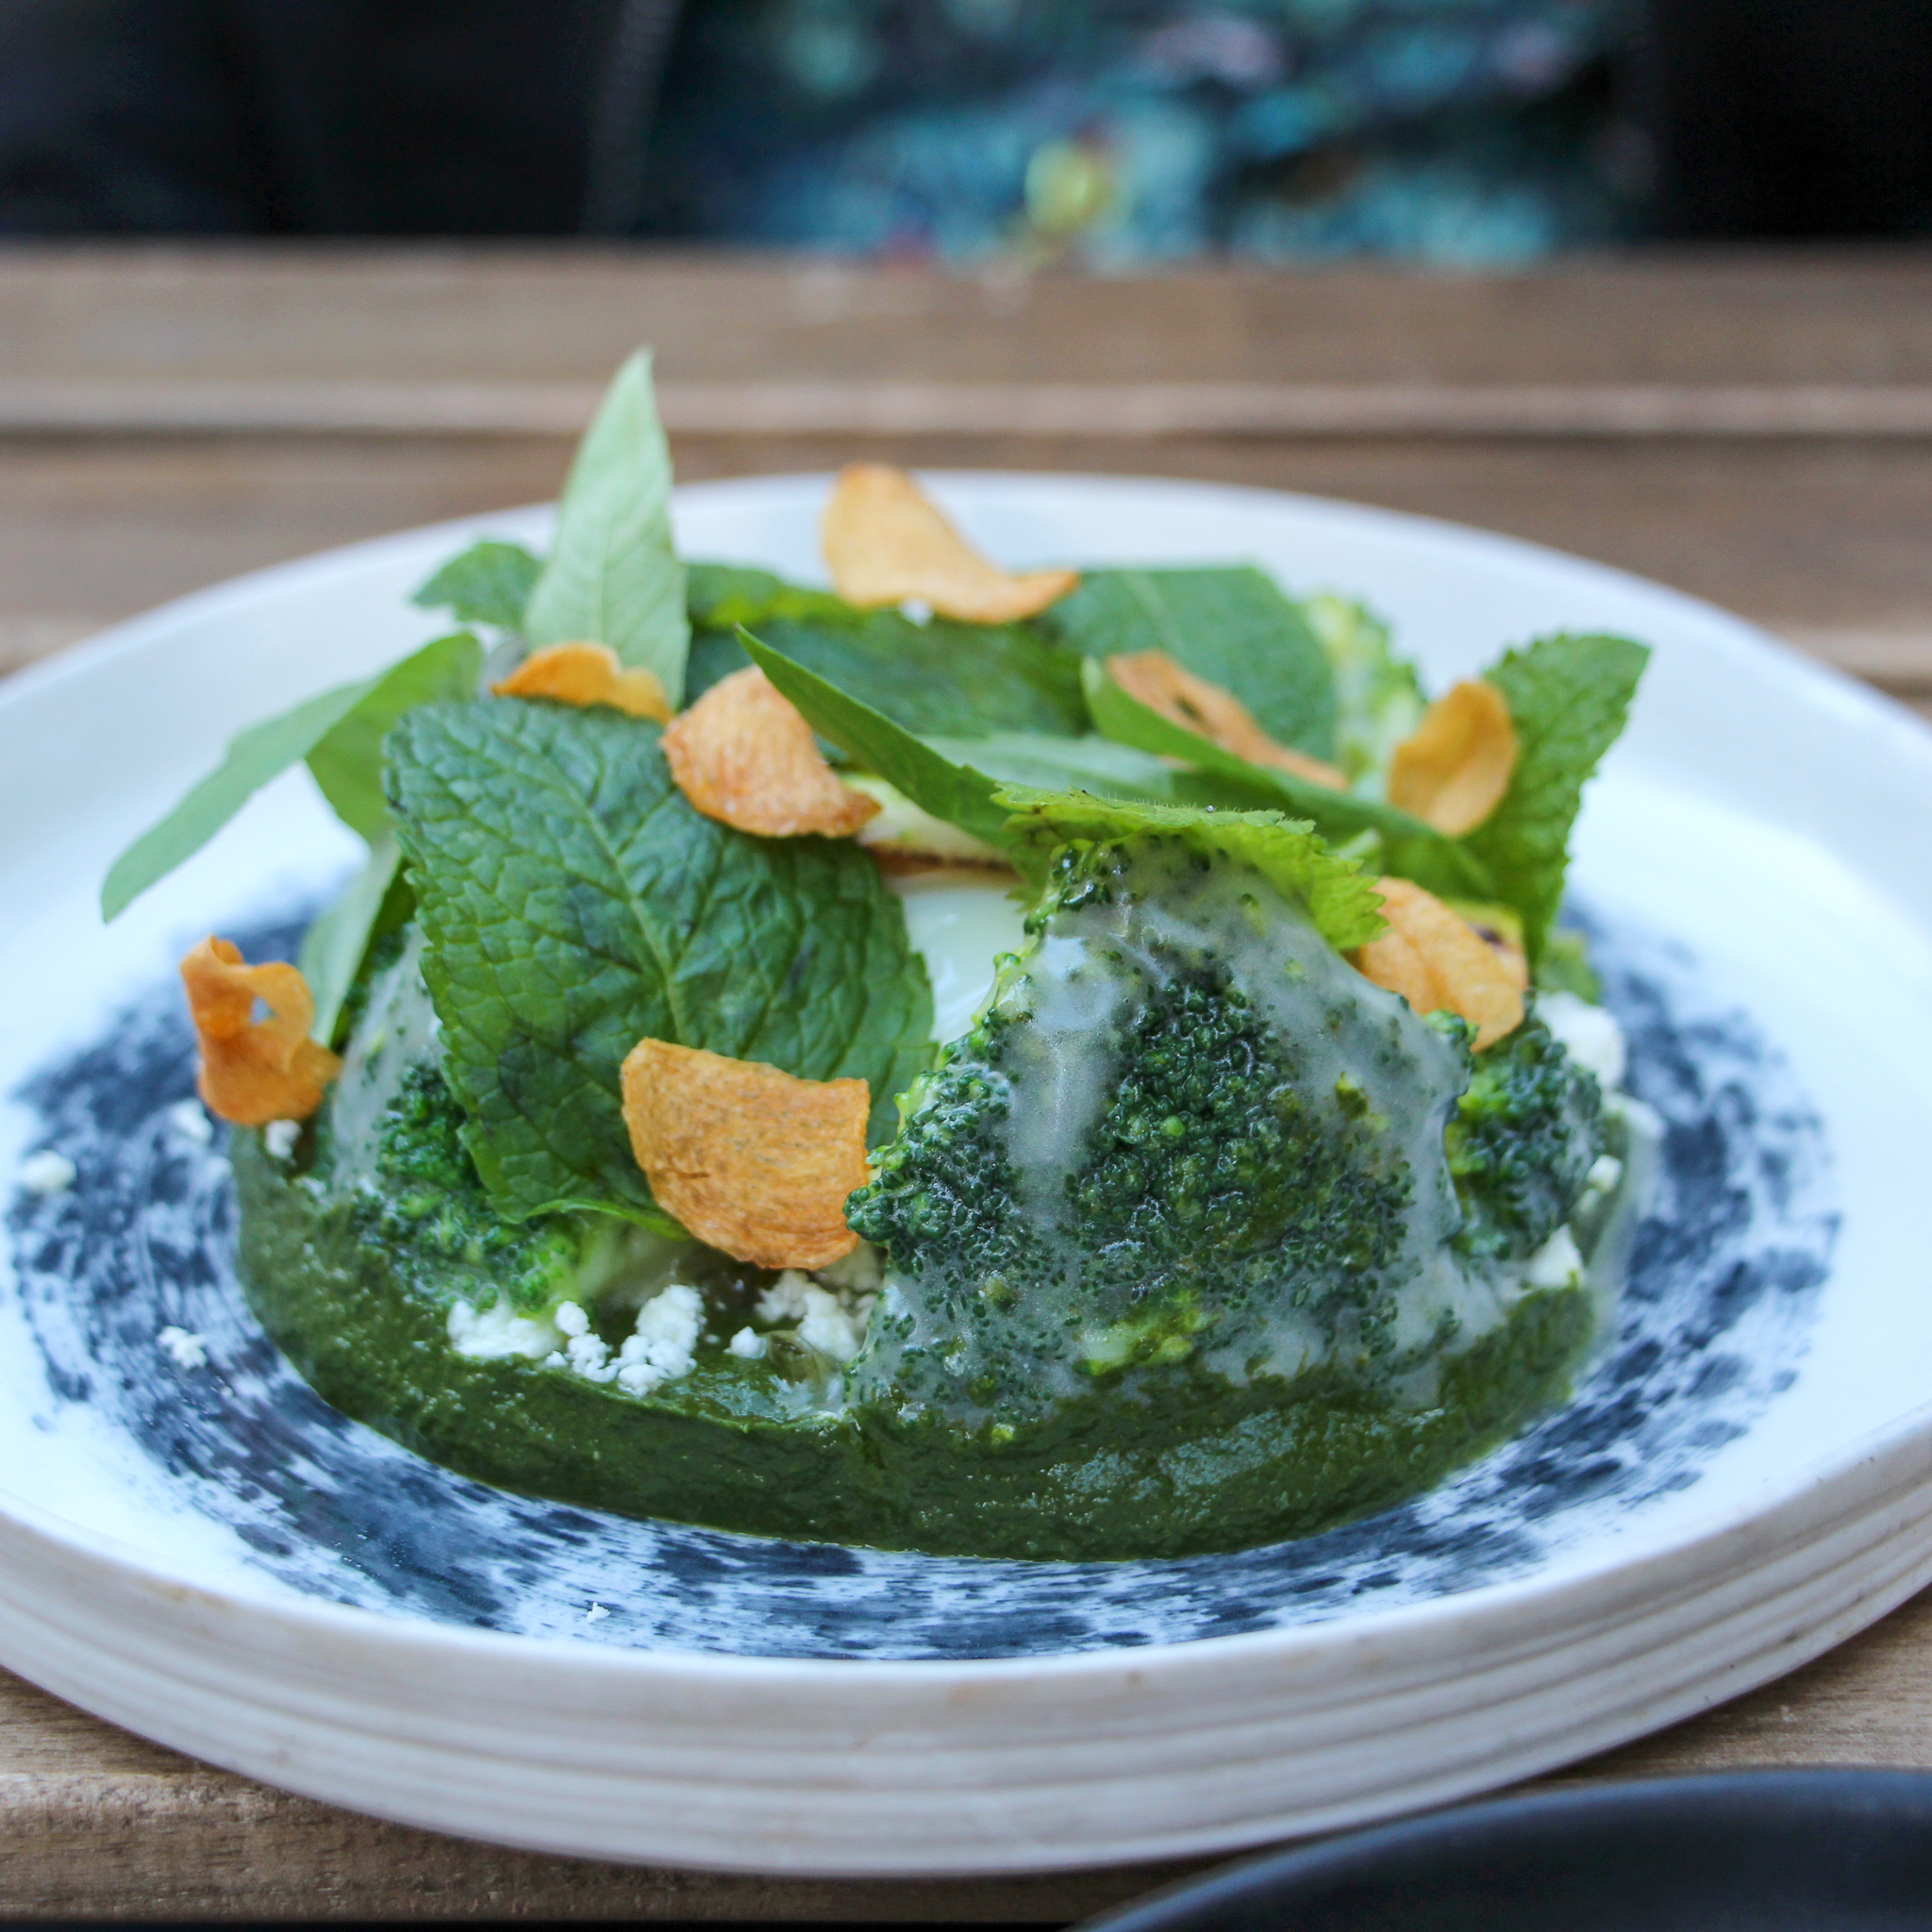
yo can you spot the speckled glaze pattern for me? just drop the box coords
[5,901,1833,1662]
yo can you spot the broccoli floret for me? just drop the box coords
[848,832,1474,1418]
[358,1061,580,1311]
[1446,1008,1604,1265]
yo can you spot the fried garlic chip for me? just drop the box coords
[1355,877,1524,1051]
[1107,651,1348,789]
[491,641,672,722]
[1448,899,1530,993]
[662,666,880,838]
[822,463,1078,623]
[1386,679,1517,836]
[180,938,342,1125]
[622,1039,871,1269]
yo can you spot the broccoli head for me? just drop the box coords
[1446,1008,1605,1264]
[847,827,1479,1421]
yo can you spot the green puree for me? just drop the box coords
[234,1129,1591,1561]
[232,828,1608,1564]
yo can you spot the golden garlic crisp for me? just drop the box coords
[621,1039,872,1269]
[1106,650,1348,789]
[821,463,1078,622]
[661,666,880,838]
[180,938,341,1125]
[1355,877,1525,1051]
[491,641,672,721]
[1387,679,1517,835]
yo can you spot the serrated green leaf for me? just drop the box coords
[995,789,1388,955]
[1082,656,1495,902]
[101,631,484,921]
[687,571,1086,736]
[1041,566,1338,758]
[737,627,1019,858]
[305,632,483,841]
[385,699,934,1225]
[525,350,689,701]
[1465,632,1650,965]
[411,541,543,631]
[299,834,408,1047]
[921,730,1189,805]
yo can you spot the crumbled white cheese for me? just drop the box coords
[158,1325,208,1369]
[798,1291,872,1365]
[1526,1224,1585,1290]
[565,1331,618,1382]
[756,1272,814,1324]
[167,1100,212,1145]
[1585,1153,1624,1194]
[554,1301,591,1338]
[755,1269,876,1368]
[262,1120,301,1160]
[20,1151,75,1195]
[585,1602,610,1624]
[614,1283,704,1395]
[727,1326,768,1360]
[815,1241,884,1294]
[1539,992,1626,1091]
[447,1298,561,1361]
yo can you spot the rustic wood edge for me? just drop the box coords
[9,379,1932,440]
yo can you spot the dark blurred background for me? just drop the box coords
[0,0,1927,263]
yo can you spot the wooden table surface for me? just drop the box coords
[5,244,1932,1920]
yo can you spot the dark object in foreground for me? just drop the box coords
[1088,1770,1932,1932]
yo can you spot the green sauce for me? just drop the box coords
[233,839,1615,1562]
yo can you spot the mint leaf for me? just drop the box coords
[1303,594,1425,789]
[997,789,1388,955]
[299,834,409,1048]
[413,541,542,631]
[737,628,1016,857]
[1042,566,1338,758]
[1465,634,1649,965]
[385,699,934,1225]
[923,730,1190,806]
[1082,656,1494,903]
[99,631,478,922]
[525,350,689,702]
[687,561,815,627]
[304,632,482,842]
[687,575,1085,737]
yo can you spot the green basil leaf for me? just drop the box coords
[412,541,543,631]
[1082,656,1494,902]
[305,631,483,842]
[995,788,1388,956]
[99,631,472,922]
[299,834,409,1048]
[921,730,1191,806]
[1465,633,1650,965]
[385,699,934,1225]
[690,600,1086,739]
[1041,566,1338,758]
[525,350,689,701]
[737,628,1018,858]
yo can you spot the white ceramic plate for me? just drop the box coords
[2,474,1930,1876]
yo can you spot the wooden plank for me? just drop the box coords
[8,249,1932,393]
[18,376,1932,439]
[6,434,1932,636]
